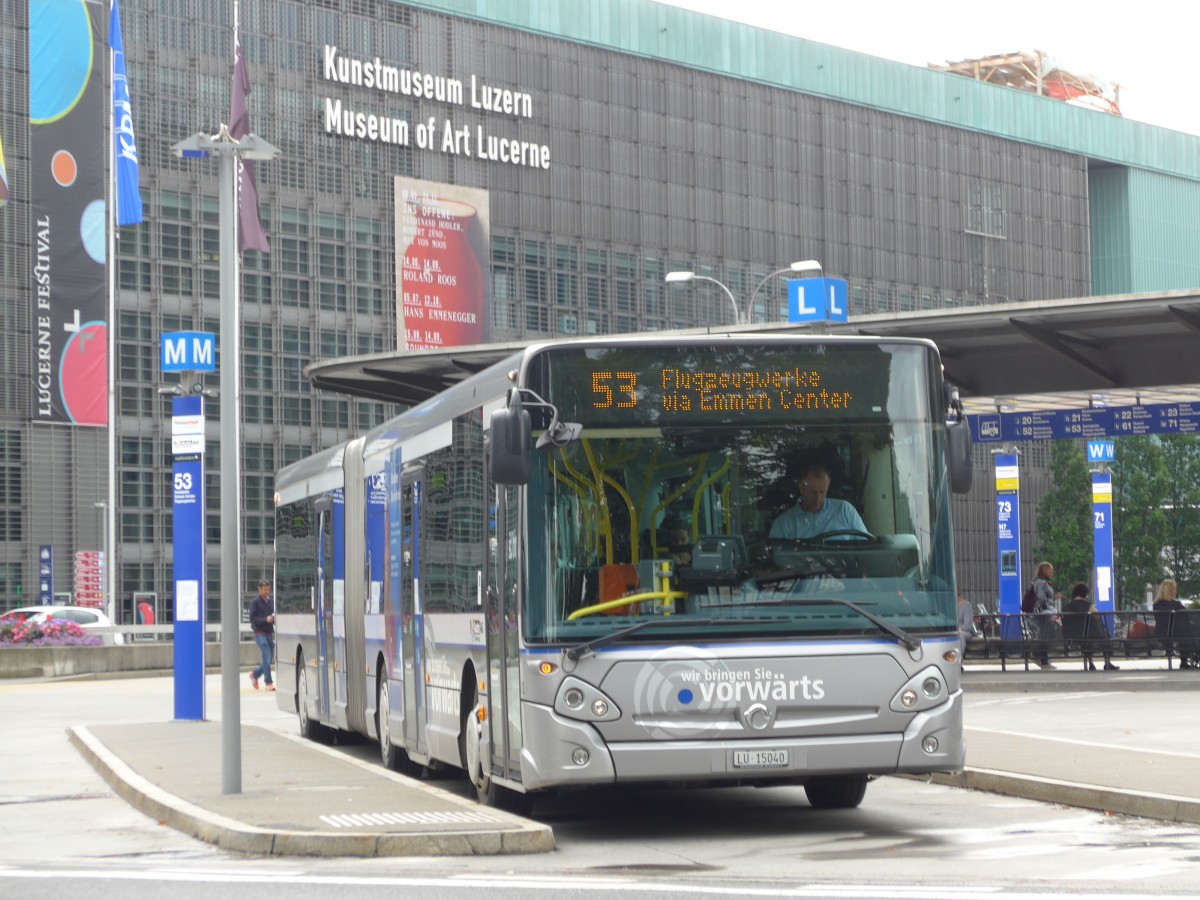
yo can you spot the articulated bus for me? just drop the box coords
[274,333,973,814]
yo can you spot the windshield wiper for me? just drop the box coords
[565,617,768,661]
[701,597,922,652]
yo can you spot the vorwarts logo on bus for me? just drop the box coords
[677,666,825,703]
[631,650,825,741]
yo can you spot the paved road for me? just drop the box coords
[3,667,1200,897]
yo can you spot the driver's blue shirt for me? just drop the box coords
[769,499,868,540]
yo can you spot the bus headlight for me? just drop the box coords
[890,666,951,713]
[553,676,621,722]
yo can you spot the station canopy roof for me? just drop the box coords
[306,289,1200,415]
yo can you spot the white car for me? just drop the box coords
[0,605,124,645]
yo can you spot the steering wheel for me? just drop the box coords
[810,529,876,543]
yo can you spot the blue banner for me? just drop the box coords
[995,454,1023,639]
[108,0,142,226]
[1091,471,1115,616]
[171,395,206,721]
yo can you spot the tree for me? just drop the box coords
[1110,436,1171,608]
[1156,435,1200,596]
[1033,440,1093,592]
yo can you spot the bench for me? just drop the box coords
[963,610,1200,671]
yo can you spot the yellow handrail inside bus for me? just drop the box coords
[567,588,688,620]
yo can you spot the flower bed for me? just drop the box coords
[0,620,102,647]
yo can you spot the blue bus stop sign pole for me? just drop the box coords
[171,394,206,720]
[995,453,1022,640]
[1092,470,1115,618]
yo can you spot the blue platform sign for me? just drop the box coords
[970,401,1200,443]
[161,331,216,373]
[994,454,1023,640]
[1092,471,1115,618]
[787,277,848,324]
[1087,440,1115,464]
[171,394,206,720]
[38,545,53,604]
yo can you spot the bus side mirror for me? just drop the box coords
[946,419,973,494]
[490,401,532,485]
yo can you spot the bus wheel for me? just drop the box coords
[297,655,323,742]
[804,775,868,809]
[481,780,534,818]
[377,677,421,777]
[464,700,489,794]
[463,701,533,816]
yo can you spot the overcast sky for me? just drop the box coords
[656,0,1199,137]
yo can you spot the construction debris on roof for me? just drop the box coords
[931,50,1121,115]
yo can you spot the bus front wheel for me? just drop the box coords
[463,699,534,817]
[804,775,868,809]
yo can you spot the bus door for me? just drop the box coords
[400,472,427,756]
[316,494,335,723]
[328,488,347,724]
[485,483,523,784]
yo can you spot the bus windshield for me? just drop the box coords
[520,340,958,645]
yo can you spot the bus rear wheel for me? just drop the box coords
[377,676,422,778]
[804,775,868,809]
[297,654,325,742]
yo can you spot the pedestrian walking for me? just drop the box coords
[249,579,275,691]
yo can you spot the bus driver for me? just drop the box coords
[769,462,868,540]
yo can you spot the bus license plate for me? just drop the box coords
[732,749,789,769]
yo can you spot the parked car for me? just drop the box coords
[0,605,124,644]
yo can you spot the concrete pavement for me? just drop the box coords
[64,657,1200,858]
[68,719,554,858]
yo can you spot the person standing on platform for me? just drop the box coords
[957,594,979,660]
[249,579,275,691]
[1030,561,1061,670]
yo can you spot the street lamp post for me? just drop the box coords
[746,259,821,320]
[664,271,740,324]
[172,126,278,795]
[666,260,823,325]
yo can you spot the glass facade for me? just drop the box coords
[0,0,1098,614]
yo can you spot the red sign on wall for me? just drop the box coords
[74,550,104,608]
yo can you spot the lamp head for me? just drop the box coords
[790,260,823,276]
[665,271,695,283]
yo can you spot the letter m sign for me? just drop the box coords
[161,332,217,373]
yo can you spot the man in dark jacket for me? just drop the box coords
[249,579,275,690]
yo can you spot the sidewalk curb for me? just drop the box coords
[924,768,1200,825]
[67,725,555,857]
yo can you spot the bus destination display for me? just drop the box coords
[540,343,912,426]
[591,367,856,414]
